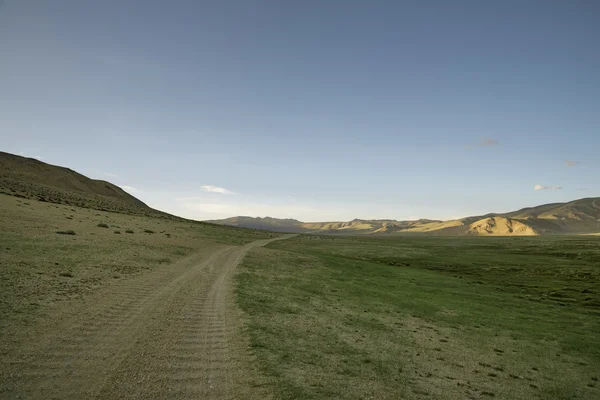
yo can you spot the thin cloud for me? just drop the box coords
[120,185,141,194]
[465,138,499,149]
[577,188,589,191]
[534,184,563,191]
[201,185,237,195]
[565,160,579,167]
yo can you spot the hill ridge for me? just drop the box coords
[0,151,172,218]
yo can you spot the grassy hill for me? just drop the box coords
[0,152,173,218]
[209,198,600,236]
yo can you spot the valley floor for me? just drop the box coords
[236,235,600,399]
[2,193,599,399]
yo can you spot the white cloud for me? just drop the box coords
[534,184,563,191]
[565,160,579,167]
[200,185,237,195]
[120,185,141,194]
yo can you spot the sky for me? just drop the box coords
[1,0,599,221]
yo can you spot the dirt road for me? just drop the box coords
[1,236,290,399]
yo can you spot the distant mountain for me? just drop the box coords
[209,216,305,232]
[205,217,438,234]
[0,151,172,218]
[208,198,600,236]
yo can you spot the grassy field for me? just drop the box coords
[236,235,600,399]
[0,193,276,335]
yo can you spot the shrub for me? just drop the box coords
[59,271,74,277]
[56,230,76,235]
[144,229,155,234]
[125,229,134,234]
[114,231,121,234]
[97,223,109,228]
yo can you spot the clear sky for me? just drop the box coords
[1,1,598,221]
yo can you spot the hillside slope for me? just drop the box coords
[500,198,600,234]
[0,152,169,217]
[209,198,600,236]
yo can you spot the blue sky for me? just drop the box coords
[1,1,598,221]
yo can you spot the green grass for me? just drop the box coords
[236,235,600,399]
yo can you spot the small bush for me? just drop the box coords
[97,223,109,228]
[114,231,121,234]
[144,229,155,234]
[59,271,74,277]
[125,229,134,234]
[56,230,76,235]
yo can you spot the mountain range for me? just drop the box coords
[208,198,600,236]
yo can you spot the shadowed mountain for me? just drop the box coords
[208,198,600,236]
[210,216,305,232]
[0,152,171,218]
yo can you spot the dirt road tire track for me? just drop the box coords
[0,236,290,399]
